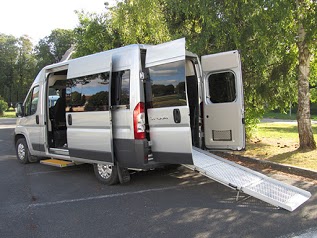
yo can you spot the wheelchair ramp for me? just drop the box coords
[183,147,311,211]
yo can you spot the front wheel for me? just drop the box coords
[93,163,119,185]
[16,138,31,164]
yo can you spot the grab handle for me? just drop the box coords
[68,114,72,125]
[173,109,181,123]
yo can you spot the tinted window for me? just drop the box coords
[24,86,39,116]
[66,72,110,112]
[148,60,186,108]
[111,70,130,107]
[208,72,236,103]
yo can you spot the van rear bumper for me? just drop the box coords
[114,138,161,169]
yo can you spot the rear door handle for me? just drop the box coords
[35,115,39,124]
[173,109,181,123]
[68,114,72,125]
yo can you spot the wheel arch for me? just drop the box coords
[14,133,32,153]
[14,133,25,145]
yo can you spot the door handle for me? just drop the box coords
[173,109,181,123]
[35,115,39,124]
[68,114,72,125]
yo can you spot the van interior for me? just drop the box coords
[185,58,200,147]
[46,71,68,149]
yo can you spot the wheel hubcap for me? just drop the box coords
[97,164,113,179]
[18,143,25,160]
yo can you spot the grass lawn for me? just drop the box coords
[1,110,16,118]
[235,122,317,171]
[264,111,317,120]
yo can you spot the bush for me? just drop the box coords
[0,99,8,116]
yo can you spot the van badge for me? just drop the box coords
[150,116,168,121]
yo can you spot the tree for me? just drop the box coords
[72,0,317,147]
[110,0,170,45]
[162,0,300,135]
[74,11,117,57]
[296,0,317,150]
[0,96,8,116]
[0,34,18,105]
[73,0,171,58]
[34,29,75,71]
[15,35,36,102]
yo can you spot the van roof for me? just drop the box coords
[44,44,147,72]
[31,41,197,86]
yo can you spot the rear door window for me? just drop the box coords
[148,60,186,108]
[208,72,236,103]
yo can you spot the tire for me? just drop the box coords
[16,138,31,164]
[93,163,119,185]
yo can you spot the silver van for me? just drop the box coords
[14,38,245,184]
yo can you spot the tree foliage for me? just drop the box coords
[110,0,170,45]
[0,34,36,104]
[34,29,75,71]
[161,0,300,135]
[16,35,37,102]
[74,11,117,57]
[0,97,8,116]
[0,29,75,105]
[0,34,18,104]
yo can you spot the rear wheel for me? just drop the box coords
[16,138,31,164]
[93,163,119,185]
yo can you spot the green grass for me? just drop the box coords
[236,122,317,171]
[1,110,16,118]
[264,111,317,120]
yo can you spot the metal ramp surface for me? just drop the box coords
[183,147,311,211]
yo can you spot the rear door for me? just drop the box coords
[201,50,245,150]
[66,55,114,164]
[145,38,193,164]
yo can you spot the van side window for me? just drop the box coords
[208,72,236,103]
[66,72,110,112]
[111,70,130,107]
[148,60,186,108]
[24,86,39,116]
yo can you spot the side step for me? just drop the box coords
[183,147,311,212]
[40,159,76,168]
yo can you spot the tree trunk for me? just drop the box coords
[297,22,316,150]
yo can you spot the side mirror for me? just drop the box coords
[15,103,24,117]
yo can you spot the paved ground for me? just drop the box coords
[0,118,317,238]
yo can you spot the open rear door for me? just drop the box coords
[202,50,245,150]
[66,55,114,164]
[145,38,193,164]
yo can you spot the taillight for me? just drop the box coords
[133,102,146,139]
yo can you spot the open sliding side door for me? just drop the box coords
[145,38,193,164]
[66,54,114,164]
[202,50,245,150]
